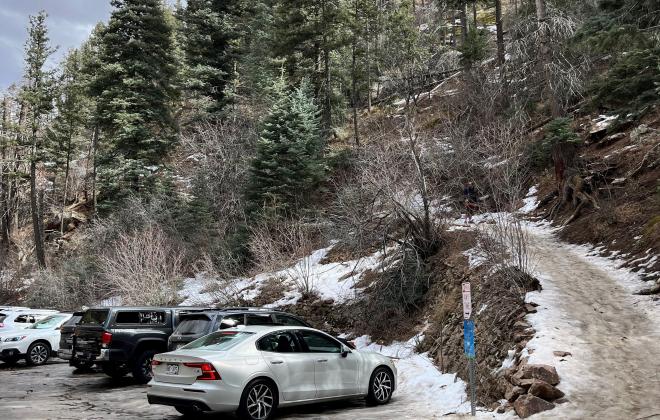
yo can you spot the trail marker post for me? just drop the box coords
[462,282,476,416]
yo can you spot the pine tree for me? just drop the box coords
[246,79,324,216]
[21,10,56,268]
[46,49,92,234]
[176,0,242,117]
[92,0,178,203]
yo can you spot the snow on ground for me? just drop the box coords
[179,245,395,307]
[353,334,487,417]
[518,186,539,214]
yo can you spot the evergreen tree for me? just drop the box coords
[92,0,178,203]
[246,79,324,216]
[47,49,92,234]
[21,10,56,268]
[176,0,242,117]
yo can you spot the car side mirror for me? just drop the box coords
[341,345,351,358]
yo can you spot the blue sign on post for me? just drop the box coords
[463,320,475,358]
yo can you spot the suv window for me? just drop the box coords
[80,309,109,325]
[218,314,244,330]
[176,315,211,335]
[298,330,342,353]
[246,313,276,326]
[258,332,300,353]
[115,311,166,325]
[14,314,35,324]
[0,313,8,322]
[274,314,307,326]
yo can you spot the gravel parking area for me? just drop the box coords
[0,360,441,420]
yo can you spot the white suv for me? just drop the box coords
[0,309,59,331]
[0,313,72,366]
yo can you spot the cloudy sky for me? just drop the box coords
[0,0,112,88]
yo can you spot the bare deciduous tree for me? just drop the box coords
[100,225,183,306]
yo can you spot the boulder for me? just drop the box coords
[505,385,526,402]
[513,395,555,418]
[514,364,560,386]
[553,351,572,357]
[524,303,538,313]
[528,380,565,401]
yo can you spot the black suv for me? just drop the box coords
[73,306,208,383]
[168,308,311,351]
[57,311,91,369]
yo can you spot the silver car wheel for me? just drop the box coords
[373,370,392,402]
[30,344,49,365]
[246,383,274,420]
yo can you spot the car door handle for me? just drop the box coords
[271,360,284,365]
[317,359,328,363]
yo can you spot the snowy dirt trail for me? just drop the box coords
[523,225,660,420]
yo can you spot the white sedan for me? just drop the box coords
[147,326,396,420]
[0,313,72,366]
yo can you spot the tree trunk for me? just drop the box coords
[495,0,505,66]
[460,3,468,46]
[534,0,560,115]
[321,2,332,133]
[60,130,73,236]
[351,0,360,147]
[0,97,9,251]
[30,125,46,268]
[91,125,99,217]
[473,2,477,28]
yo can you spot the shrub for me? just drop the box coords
[528,117,580,170]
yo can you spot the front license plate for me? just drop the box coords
[166,364,179,375]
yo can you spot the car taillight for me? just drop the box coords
[184,362,221,380]
[151,360,162,367]
[101,332,112,347]
[0,323,4,328]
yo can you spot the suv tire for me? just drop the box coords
[72,360,94,370]
[2,356,20,366]
[25,341,51,366]
[132,350,157,384]
[101,363,129,379]
[366,367,394,406]
[238,378,278,420]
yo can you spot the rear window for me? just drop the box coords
[246,313,275,326]
[175,315,211,335]
[80,310,109,325]
[184,331,254,352]
[0,313,7,322]
[115,311,166,325]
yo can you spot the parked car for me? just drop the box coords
[168,308,312,351]
[0,309,59,331]
[147,326,396,420]
[0,313,73,366]
[73,306,209,383]
[57,311,91,369]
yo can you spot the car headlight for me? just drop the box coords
[4,336,26,342]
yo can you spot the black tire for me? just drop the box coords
[101,363,129,379]
[25,341,51,366]
[238,378,278,420]
[2,357,20,366]
[132,350,157,384]
[174,406,196,417]
[72,360,95,370]
[366,367,394,406]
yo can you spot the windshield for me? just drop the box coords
[175,316,211,335]
[29,315,69,329]
[183,331,254,352]
[79,310,109,326]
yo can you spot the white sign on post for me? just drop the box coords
[462,282,472,319]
